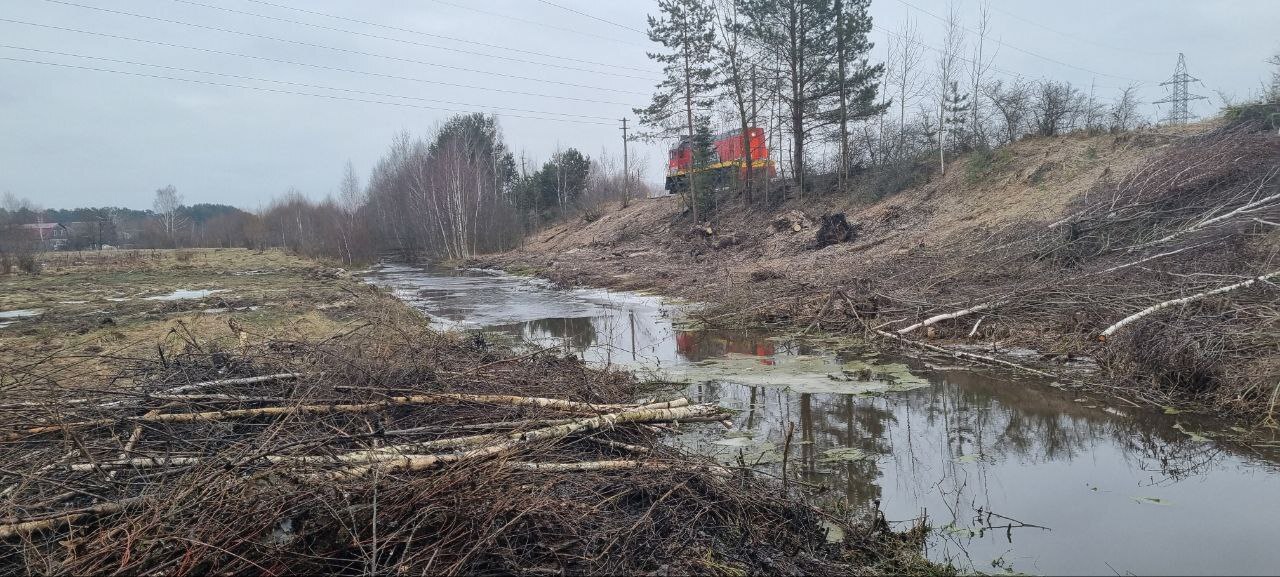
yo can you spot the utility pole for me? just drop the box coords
[1154,53,1207,125]
[620,118,630,207]
[750,63,758,202]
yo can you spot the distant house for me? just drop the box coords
[18,222,69,250]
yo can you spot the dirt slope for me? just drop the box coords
[485,118,1280,423]
[496,128,1180,296]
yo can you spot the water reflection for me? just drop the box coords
[364,264,1280,576]
[679,366,1280,575]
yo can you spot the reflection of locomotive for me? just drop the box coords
[675,331,775,365]
[664,127,776,193]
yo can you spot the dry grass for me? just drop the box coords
[0,249,365,393]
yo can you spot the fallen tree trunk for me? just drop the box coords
[1098,270,1280,340]
[156,372,307,395]
[7,394,684,440]
[896,300,1006,335]
[1130,183,1280,251]
[875,330,1058,379]
[321,404,723,481]
[0,496,150,540]
[66,402,713,473]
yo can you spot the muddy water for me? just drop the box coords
[366,264,1280,576]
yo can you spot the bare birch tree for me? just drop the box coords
[886,17,925,161]
[153,185,184,247]
[934,2,965,173]
[968,0,995,149]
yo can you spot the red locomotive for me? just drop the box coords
[664,127,775,193]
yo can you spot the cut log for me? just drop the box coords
[7,394,688,440]
[150,373,307,396]
[321,404,723,481]
[875,330,1058,379]
[896,300,1006,335]
[0,496,149,540]
[65,403,717,473]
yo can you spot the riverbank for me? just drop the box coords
[0,249,943,575]
[481,118,1280,426]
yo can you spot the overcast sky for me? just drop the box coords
[2,0,1276,210]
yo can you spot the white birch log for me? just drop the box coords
[897,300,1006,335]
[10,394,689,440]
[1099,270,1280,340]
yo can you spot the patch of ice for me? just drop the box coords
[144,289,228,301]
[200,306,261,314]
[0,309,44,320]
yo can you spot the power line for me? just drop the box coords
[238,0,656,74]
[38,0,649,95]
[873,23,1131,95]
[0,18,635,106]
[984,4,1172,58]
[167,0,659,81]
[0,56,617,125]
[533,0,647,35]
[0,45,617,121]
[891,0,1153,85]
[427,0,649,48]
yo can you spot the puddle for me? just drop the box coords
[143,289,228,301]
[364,263,1280,576]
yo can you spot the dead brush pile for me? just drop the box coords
[750,119,1280,420]
[0,306,921,575]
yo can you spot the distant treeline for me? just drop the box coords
[1,113,644,266]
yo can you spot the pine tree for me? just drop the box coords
[743,0,838,195]
[689,119,718,218]
[942,81,971,151]
[636,0,718,223]
[826,0,886,188]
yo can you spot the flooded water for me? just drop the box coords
[366,263,1280,576]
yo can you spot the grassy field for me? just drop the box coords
[0,248,392,390]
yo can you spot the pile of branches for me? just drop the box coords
[0,317,914,575]
[748,119,1280,420]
